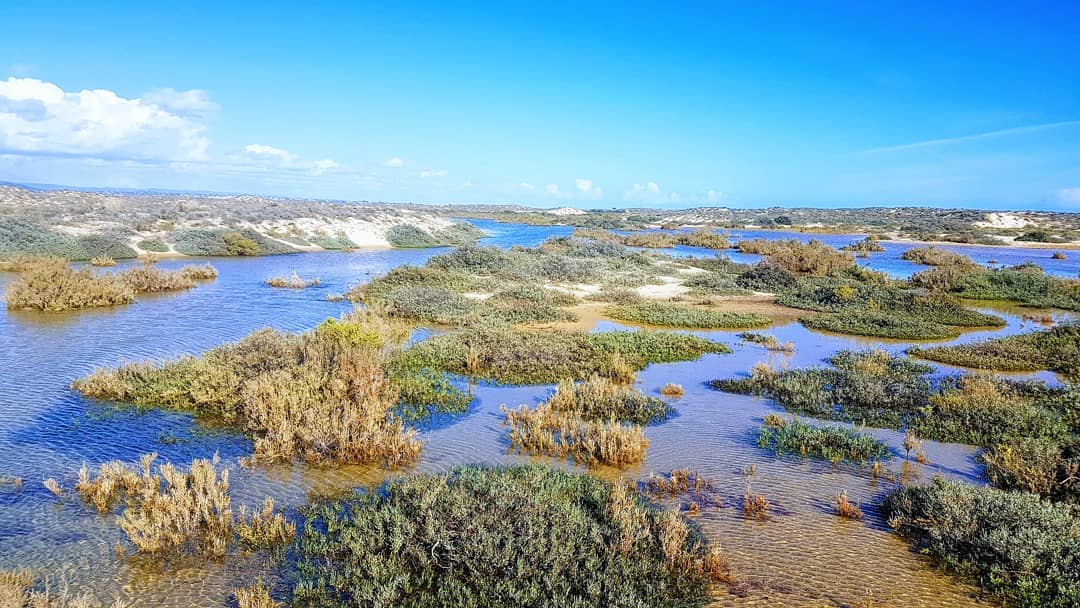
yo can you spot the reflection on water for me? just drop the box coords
[0,222,1071,606]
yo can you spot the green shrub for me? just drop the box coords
[293,465,728,608]
[675,230,729,249]
[349,265,491,300]
[684,272,752,295]
[910,322,1080,380]
[545,375,673,424]
[311,233,357,249]
[757,416,890,464]
[394,326,729,385]
[883,478,1080,608]
[0,219,136,260]
[800,310,960,340]
[911,265,1080,311]
[735,263,798,292]
[982,437,1079,503]
[388,222,484,248]
[605,302,771,329]
[900,246,978,267]
[840,236,884,253]
[735,239,854,276]
[172,228,296,256]
[1016,230,1052,242]
[137,238,169,252]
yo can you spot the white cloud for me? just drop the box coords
[420,168,448,178]
[575,178,603,200]
[142,87,218,117]
[0,76,209,160]
[519,181,535,191]
[1058,187,1080,206]
[545,183,564,197]
[624,181,680,204]
[311,159,339,175]
[706,189,721,204]
[382,156,405,168]
[243,143,295,162]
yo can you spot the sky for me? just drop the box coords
[1,1,1079,210]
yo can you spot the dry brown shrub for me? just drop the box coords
[234,582,280,608]
[89,256,116,267]
[265,272,320,288]
[501,404,648,466]
[835,490,863,520]
[660,383,684,397]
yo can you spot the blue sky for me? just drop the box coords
[1,1,1079,210]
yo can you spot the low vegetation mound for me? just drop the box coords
[757,415,890,465]
[266,272,321,289]
[4,258,217,311]
[883,478,1079,608]
[0,569,128,607]
[393,325,729,384]
[840,236,885,254]
[911,263,1080,311]
[604,302,771,329]
[711,350,1073,447]
[292,465,729,608]
[387,222,486,248]
[74,313,467,465]
[0,218,137,261]
[899,246,978,267]
[735,239,855,276]
[910,322,1080,380]
[982,437,1079,504]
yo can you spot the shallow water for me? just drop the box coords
[0,222,1075,607]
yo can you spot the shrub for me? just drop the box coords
[1016,230,1052,242]
[710,350,933,429]
[235,583,280,608]
[660,383,685,397]
[834,490,863,520]
[387,222,485,248]
[736,239,854,276]
[0,569,128,607]
[266,272,321,289]
[735,262,798,292]
[502,403,649,465]
[90,256,116,267]
[605,302,771,329]
[911,265,1080,311]
[0,219,137,260]
[738,332,795,352]
[293,466,729,607]
[840,236,884,253]
[74,315,434,466]
[909,322,1080,381]
[349,265,490,301]
[5,258,136,311]
[683,272,752,295]
[900,246,978,267]
[883,478,1080,608]
[73,453,294,558]
[982,437,1079,503]
[801,310,959,340]
[545,375,673,424]
[393,326,729,385]
[623,231,678,248]
[172,228,296,256]
[757,416,890,464]
[137,238,169,252]
[916,375,1069,445]
[675,229,730,249]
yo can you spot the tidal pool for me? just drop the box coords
[0,223,1074,607]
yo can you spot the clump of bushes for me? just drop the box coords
[883,478,1080,608]
[735,239,854,276]
[676,229,730,249]
[4,258,135,311]
[684,271,752,295]
[502,403,649,465]
[801,309,960,340]
[911,264,1080,311]
[757,415,890,464]
[738,332,795,352]
[0,569,128,607]
[734,262,798,292]
[0,219,136,260]
[910,322,1080,380]
[900,246,978,267]
[171,228,296,256]
[604,302,771,329]
[393,325,729,385]
[137,238,169,252]
[387,222,485,248]
[840,236,884,253]
[982,437,1078,504]
[90,255,116,267]
[544,374,673,424]
[72,453,293,558]
[660,383,685,397]
[266,272,321,289]
[292,466,730,607]
[73,313,456,465]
